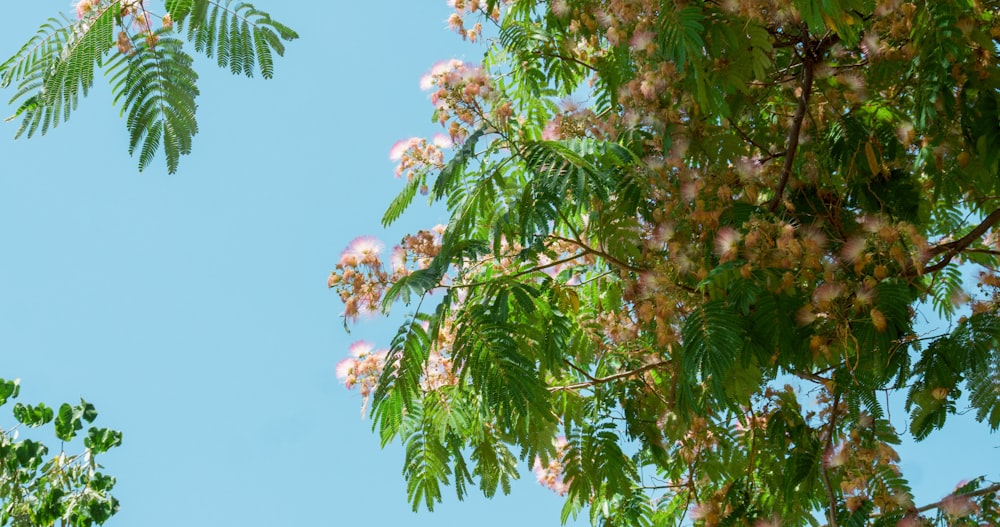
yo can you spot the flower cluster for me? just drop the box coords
[532,436,571,495]
[335,340,388,412]
[327,236,390,322]
[328,228,447,323]
[389,134,452,183]
[445,0,507,42]
[421,59,492,137]
[74,1,169,53]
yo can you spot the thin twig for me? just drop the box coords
[563,359,598,382]
[448,252,588,290]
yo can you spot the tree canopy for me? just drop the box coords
[329,1,1000,526]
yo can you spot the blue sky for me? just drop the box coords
[0,2,995,526]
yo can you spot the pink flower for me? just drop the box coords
[823,443,848,468]
[689,502,713,520]
[813,282,844,306]
[349,340,374,358]
[419,59,459,90]
[841,236,867,263]
[551,0,570,16]
[714,227,741,261]
[340,236,384,266]
[432,133,453,149]
[335,358,358,386]
[390,246,407,274]
[939,494,978,518]
[389,137,421,161]
[447,13,463,32]
[75,0,94,19]
[629,30,656,52]
[541,119,561,140]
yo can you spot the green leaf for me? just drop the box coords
[106,31,199,173]
[84,427,123,454]
[5,10,114,139]
[54,402,85,441]
[13,402,54,427]
[682,300,744,404]
[0,378,20,405]
[170,0,298,78]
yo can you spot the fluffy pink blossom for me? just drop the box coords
[542,119,561,140]
[714,227,741,261]
[689,502,713,520]
[532,436,571,496]
[75,0,94,19]
[349,340,374,358]
[841,236,867,263]
[813,282,844,305]
[939,493,978,518]
[823,443,848,468]
[551,0,570,16]
[432,133,453,149]
[389,137,421,161]
[339,236,384,266]
[390,246,407,274]
[629,30,656,52]
[335,358,357,387]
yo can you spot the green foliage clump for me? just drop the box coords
[0,378,121,527]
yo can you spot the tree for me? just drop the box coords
[329,1,1000,526]
[0,379,121,527]
[0,0,297,174]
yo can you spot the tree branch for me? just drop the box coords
[768,33,839,212]
[549,361,670,392]
[922,208,1000,274]
[914,483,1000,514]
[548,234,646,273]
[768,48,816,212]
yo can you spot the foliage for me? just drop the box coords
[328,0,1000,526]
[0,0,297,173]
[0,378,121,527]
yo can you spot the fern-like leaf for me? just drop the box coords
[4,11,114,139]
[107,31,199,173]
[400,401,452,512]
[682,300,744,403]
[167,0,298,79]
